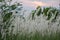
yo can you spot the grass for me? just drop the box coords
[0,29,60,40]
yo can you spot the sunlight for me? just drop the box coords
[32,1,47,7]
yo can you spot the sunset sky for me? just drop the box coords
[13,0,60,11]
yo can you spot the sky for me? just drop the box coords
[12,0,60,11]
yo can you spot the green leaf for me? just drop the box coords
[51,8,57,14]
[0,0,3,2]
[47,12,52,20]
[36,6,40,9]
[43,7,51,16]
[11,5,17,10]
[32,10,36,20]
[52,11,59,22]
[37,8,42,16]
[3,12,12,22]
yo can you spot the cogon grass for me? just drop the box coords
[9,29,60,40]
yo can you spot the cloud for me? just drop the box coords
[15,0,60,10]
[17,0,47,7]
[18,0,59,7]
[32,1,47,7]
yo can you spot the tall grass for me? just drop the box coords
[1,26,60,40]
[11,29,60,40]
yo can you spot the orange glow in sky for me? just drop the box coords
[18,0,59,7]
[32,1,47,7]
[15,0,60,10]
